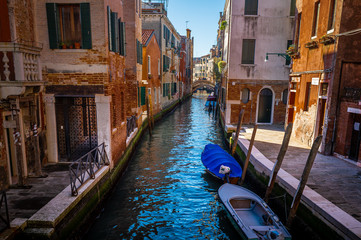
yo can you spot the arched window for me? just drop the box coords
[241,88,250,104]
[282,89,288,105]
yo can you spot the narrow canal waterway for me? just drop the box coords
[84,97,240,239]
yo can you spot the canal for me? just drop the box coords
[84,96,240,239]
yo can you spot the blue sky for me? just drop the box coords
[167,0,225,58]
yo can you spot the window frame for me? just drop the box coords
[311,1,320,38]
[327,0,337,32]
[244,0,258,16]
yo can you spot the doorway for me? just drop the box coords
[55,97,98,161]
[349,114,361,161]
[257,88,273,123]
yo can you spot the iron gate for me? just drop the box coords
[56,97,98,161]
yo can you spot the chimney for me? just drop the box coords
[186,29,191,39]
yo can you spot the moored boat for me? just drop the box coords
[218,183,292,240]
[201,144,242,184]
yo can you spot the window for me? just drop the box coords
[138,86,146,106]
[107,6,126,55]
[290,0,296,16]
[327,0,337,31]
[163,55,170,72]
[158,58,160,75]
[282,89,288,104]
[295,13,302,48]
[154,88,157,104]
[46,3,92,49]
[136,40,143,64]
[304,82,311,111]
[241,88,250,104]
[241,39,256,64]
[311,1,320,37]
[163,25,170,47]
[286,40,293,65]
[244,0,258,15]
[148,56,151,74]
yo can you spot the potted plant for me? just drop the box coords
[304,40,318,49]
[218,61,227,72]
[60,42,66,49]
[286,44,300,58]
[220,21,227,30]
[319,35,335,45]
[74,42,81,49]
[148,74,153,79]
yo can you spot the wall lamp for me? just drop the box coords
[264,53,291,62]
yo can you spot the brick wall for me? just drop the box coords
[227,80,288,124]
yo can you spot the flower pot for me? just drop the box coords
[74,42,81,49]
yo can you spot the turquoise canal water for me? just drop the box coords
[84,97,240,239]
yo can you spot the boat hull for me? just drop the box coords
[218,183,292,240]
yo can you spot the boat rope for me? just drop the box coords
[267,193,288,220]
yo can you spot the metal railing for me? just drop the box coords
[69,143,109,196]
[127,115,137,137]
[0,191,10,231]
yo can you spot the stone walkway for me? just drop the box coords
[0,164,69,237]
[241,124,361,223]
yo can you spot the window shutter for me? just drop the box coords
[111,12,117,52]
[120,22,126,56]
[241,39,255,64]
[80,3,92,49]
[245,0,258,15]
[46,3,58,49]
[114,14,119,53]
[141,87,146,105]
[107,6,112,51]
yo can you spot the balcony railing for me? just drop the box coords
[0,40,43,82]
[69,143,109,196]
[127,115,137,137]
[0,191,10,231]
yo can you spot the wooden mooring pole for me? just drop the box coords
[240,125,258,185]
[264,123,293,203]
[286,135,322,227]
[146,95,152,136]
[231,109,245,157]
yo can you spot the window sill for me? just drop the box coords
[240,64,256,67]
[311,36,317,40]
[327,29,334,34]
[54,49,88,53]
[243,14,259,17]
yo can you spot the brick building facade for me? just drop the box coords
[287,0,361,165]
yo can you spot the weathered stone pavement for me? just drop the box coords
[241,124,361,223]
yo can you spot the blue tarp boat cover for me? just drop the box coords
[201,144,242,179]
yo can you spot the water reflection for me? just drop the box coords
[84,97,239,239]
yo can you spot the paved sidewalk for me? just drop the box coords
[0,164,69,237]
[241,124,361,223]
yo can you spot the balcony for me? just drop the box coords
[0,40,44,99]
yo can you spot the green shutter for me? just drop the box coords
[245,0,258,15]
[46,3,58,49]
[107,6,112,51]
[114,14,119,53]
[111,12,117,52]
[163,83,166,97]
[141,87,146,106]
[290,0,296,16]
[140,43,143,64]
[80,3,92,49]
[136,40,139,64]
[120,22,126,56]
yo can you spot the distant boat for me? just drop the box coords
[205,95,217,109]
[201,144,242,184]
[219,183,292,240]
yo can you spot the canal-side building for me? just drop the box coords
[0,0,45,188]
[35,0,142,168]
[179,29,194,99]
[142,29,161,116]
[287,0,361,164]
[220,0,295,127]
[141,1,181,108]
